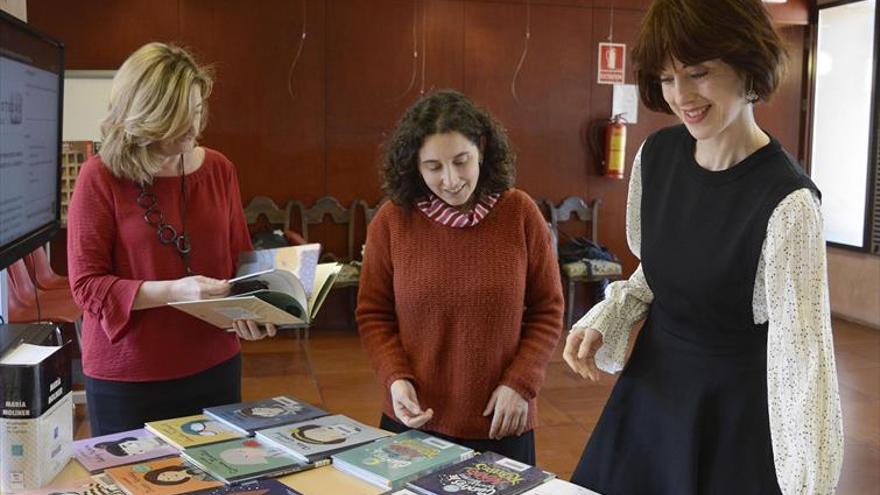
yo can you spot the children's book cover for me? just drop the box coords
[73,428,178,473]
[203,396,327,435]
[332,430,474,489]
[181,438,321,484]
[22,474,125,495]
[144,415,244,450]
[255,414,389,463]
[104,457,222,495]
[406,451,550,495]
[194,478,303,495]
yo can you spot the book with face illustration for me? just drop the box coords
[254,414,390,463]
[144,414,244,450]
[406,451,552,495]
[194,478,303,495]
[73,428,178,473]
[23,473,126,495]
[104,457,222,495]
[331,430,475,489]
[202,395,328,435]
[180,438,320,484]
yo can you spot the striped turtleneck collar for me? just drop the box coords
[415,192,501,228]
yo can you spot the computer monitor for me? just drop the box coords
[0,10,64,271]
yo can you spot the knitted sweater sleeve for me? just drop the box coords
[500,197,565,400]
[572,143,654,373]
[356,207,416,391]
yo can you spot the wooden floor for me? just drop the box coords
[73,317,879,493]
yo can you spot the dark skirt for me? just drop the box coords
[85,353,242,436]
[380,414,536,465]
[571,319,782,495]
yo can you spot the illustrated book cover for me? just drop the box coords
[169,244,341,328]
[202,395,327,435]
[73,428,178,473]
[406,451,552,495]
[332,430,474,489]
[254,414,390,463]
[104,457,222,495]
[193,478,303,495]
[181,437,324,484]
[144,415,244,450]
[24,473,126,495]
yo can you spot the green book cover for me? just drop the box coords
[332,430,474,489]
[181,438,320,484]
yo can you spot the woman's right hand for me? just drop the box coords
[563,327,603,382]
[390,379,433,428]
[170,275,231,302]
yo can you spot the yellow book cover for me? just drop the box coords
[105,457,222,495]
[144,415,244,450]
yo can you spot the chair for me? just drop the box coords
[242,196,303,249]
[545,197,622,330]
[26,246,69,290]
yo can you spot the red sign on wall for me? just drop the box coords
[597,42,626,85]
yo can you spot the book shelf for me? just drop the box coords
[60,141,95,227]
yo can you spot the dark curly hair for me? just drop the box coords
[380,90,515,208]
[632,0,787,113]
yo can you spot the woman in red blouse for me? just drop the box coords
[67,42,275,435]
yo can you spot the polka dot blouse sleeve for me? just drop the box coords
[572,143,654,374]
[760,188,843,495]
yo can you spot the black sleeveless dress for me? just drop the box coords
[570,125,818,495]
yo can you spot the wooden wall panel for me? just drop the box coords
[28,0,178,69]
[464,2,595,202]
[755,25,806,161]
[179,0,326,204]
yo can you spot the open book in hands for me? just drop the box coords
[168,243,342,329]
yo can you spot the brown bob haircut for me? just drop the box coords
[380,90,515,208]
[632,0,788,114]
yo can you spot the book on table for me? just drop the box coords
[144,414,245,450]
[255,414,390,463]
[73,427,178,473]
[194,478,304,495]
[331,430,475,490]
[202,395,328,436]
[181,437,324,484]
[169,243,341,329]
[0,331,74,492]
[405,451,553,495]
[24,473,126,495]
[104,456,223,495]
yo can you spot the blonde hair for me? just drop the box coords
[99,42,213,183]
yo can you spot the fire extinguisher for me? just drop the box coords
[588,114,627,179]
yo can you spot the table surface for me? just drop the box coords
[34,456,386,495]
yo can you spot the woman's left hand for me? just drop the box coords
[231,320,277,341]
[483,384,529,440]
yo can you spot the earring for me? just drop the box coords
[745,88,759,103]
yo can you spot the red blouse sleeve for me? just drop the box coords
[67,161,142,343]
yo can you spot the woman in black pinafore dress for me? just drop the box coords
[564,1,843,494]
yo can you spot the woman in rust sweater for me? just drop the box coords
[357,90,564,463]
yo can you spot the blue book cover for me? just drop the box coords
[203,396,327,435]
[407,451,550,495]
